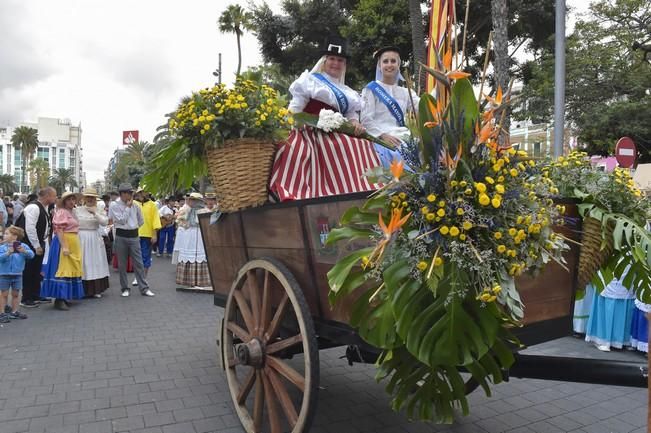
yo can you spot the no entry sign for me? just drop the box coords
[615,137,637,168]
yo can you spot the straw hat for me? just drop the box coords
[60,191,80,203]
[188,192,205,201]
[205,192,217,199]
[82,187,99,198]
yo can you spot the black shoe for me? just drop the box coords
[8,311,27,320]
[3,305,10,314]
[38,297,52,304]
[20,300,39,308]
[54,299,69,311]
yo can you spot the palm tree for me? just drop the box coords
[49,168,77,195]
[0,174,17,196]
[124,140,150,164]
[28,158,50,189]
[218,4,254,76]
[491,0,510,133]
[409,0,427,91]
[10,126,39,192]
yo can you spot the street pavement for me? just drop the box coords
[0,256,646,433]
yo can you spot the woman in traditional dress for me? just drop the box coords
[74,188,110,298]
[361,46,419,168]
[630,300,649,353]
[175,193,211,289]
[41,192,85,311]
[269,38,382,201]
[584,269,635,351]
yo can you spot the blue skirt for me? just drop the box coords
[631,307,649,353]
[40,236,85,300]
[585,294,634,349]
[374,143,410,170]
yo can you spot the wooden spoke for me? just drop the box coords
[226,322,251,343]
[266,355,305,392]
[233,290,255,333]
[265,365,298,428]
[246,270,261,334]
[253,371,264,432]
[261,371,282,433]
[264,293,289,342]
[226,356,239,368]
[236,368,256,405]
[266,334,303,355]
[260,270,271,335]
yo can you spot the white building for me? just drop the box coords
[0,117,85,192]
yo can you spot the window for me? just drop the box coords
[14,148,21,167]
[37,147,50,162]
[534,142,541,157]
[6,146,11,173]
[69,149,76,172]
[0,148,3,172]
[59,148,65,168]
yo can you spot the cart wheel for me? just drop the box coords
[222,257,319,433]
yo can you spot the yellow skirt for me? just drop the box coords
[55,232,83,278]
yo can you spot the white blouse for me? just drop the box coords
[288,71,362,120]
[361,80,420,140]
[74,206,108,231]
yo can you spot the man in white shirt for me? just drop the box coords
[109,183,154,297]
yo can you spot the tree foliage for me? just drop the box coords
[219,4,255,76]
[248,0,555,89]
[10,126,39,192]
[0,174,17,196]
[28,158,50,189]
[519,0,651,160]
[49,168,77,195]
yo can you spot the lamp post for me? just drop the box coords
[553,0,566,157]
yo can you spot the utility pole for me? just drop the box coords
[212,52,223,84]
[553,0,566,157]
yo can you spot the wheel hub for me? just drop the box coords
[236,338,264,367]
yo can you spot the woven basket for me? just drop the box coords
[577,216,614,289]
[206,138,276,212]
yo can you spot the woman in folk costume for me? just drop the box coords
[584,266,636,351]
[269,38,382,201]
[40,192,85,311]
[175,193,211,289]
[361,46,419,168]
[74,188,110,298]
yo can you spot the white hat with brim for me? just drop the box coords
[60,191,80,202]
[82,187,99,198]
[188,192,205,201]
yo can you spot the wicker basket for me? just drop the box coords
[206,138,277,212]
[577,216,614,289]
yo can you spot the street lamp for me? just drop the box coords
[553,0,566,158]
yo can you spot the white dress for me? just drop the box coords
[74,206,110,281]
[288,71,362,120]
[361,80,419,140]
[176,207,208,264]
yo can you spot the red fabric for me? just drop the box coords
[112,254,134,272]
[303,99,337,115]
[269,127,381,201]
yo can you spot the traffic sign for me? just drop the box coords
[615,137,637,168]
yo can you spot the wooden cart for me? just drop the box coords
[198,192,613,433]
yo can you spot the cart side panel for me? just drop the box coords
[302,199,368,322]
[240,207,322,317]
[200,213,248,299]
[516,203,581,326]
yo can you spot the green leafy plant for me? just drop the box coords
[326,62,569,422]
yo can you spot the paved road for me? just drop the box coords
[0,257,646,433]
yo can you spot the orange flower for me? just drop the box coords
[484,86,503,107]
[378,208,412,240]
[447,71,471,80]
[390,159,404,182]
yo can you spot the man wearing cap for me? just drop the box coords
[109,183,154,297]
[204,192,218,211]
[132,188,161,284]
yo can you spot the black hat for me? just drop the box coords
[373,46,401,61]
[118,183,134,193]
[321,37,350,59]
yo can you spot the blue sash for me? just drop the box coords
[312,73,349,114]
[366,81,405,127]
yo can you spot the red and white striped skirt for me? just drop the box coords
[269,127,381,201]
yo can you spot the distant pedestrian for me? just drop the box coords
[41,192,85,311]
[75,188,110,298]
[157,198,175,257]
[12,194,28,221]
[109,183,154,297]
[175,193,210,289]
[0,226,34,323]
[204,192,218,211]
[14,187,56,308]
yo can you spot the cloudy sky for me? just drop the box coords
[1,0,588,184]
